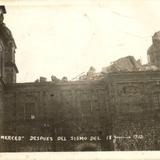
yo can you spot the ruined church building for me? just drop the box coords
[0,6,160,151]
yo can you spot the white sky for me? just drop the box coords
[2,0,160,82]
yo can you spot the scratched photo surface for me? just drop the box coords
[1,0,160,153]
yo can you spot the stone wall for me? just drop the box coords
[3,80,112,151]
[0,80,4,151]
[2,71,160,151]
[107,71,160,150]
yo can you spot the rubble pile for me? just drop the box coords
[35,31,160,83]
[35,75,68,83]
[102,56,142,73]
[78,66,104,81]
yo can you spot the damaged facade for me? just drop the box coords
[0,6,160,151]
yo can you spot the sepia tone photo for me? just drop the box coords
[0,0,160,155]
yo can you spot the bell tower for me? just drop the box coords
[0,5,18,84]
[147,31,160,68]
[0,5,18,151]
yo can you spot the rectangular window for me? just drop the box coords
[24,103,36,120]
[153,93,160,108]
